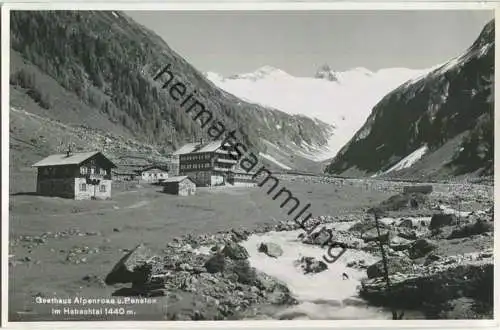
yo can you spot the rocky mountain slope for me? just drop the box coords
[9,10,333,180]
[206,64,431,161]
[325,20,494,181]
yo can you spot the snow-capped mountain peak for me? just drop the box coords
[226,65,291,81]
[205,71,225,82]
[314,64,339,82]
[206,64,432,161]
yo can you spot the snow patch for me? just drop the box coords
[259,153,292,170]
[384,145,429,174]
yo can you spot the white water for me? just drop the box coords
[438,204,472,218]
[240,228,395,320]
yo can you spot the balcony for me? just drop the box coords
[213,167,233,172]
[216,158,238,164]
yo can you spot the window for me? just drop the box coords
[90,168,95,175]
[80,183,87,192]
[100,168,106,175]
[99,185,106,192]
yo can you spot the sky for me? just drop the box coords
[126,10,494,77]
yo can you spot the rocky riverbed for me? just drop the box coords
[10,180,493,321]
[91,187,493,320]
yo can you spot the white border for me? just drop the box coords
[2,2,499,329]
[0,1,499,10]
[1,3,11,328]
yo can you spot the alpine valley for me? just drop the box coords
[9,11,493,183]
[8,11,494,322]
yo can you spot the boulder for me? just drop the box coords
[408,239,438,259]
[366,256,414,279]
[221,242,249,260]
[376,193,428,212]
[224,259,258,285]
[398,219,414,228]
[303,227,333,246]
[294,256,328,274]
[258,242,283,258]
[360,263,493,315]
[204,253,226,273]
[348,220,391,234]
[437,297,490,319]
[255,273,297,305]
[361,228,391,244]
[448,220,493,239]
[346,259,367,270]
[389,236,412,251]
[104,244,158,286]
[397,228,417,240]
[429,214,457,230]
[424,254,442,266]
[231,229,249,242]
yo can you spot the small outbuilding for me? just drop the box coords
[162,176,196,196]
[403,185,433,195]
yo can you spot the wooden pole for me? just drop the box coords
[372,208,403,320]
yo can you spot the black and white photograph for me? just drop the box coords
[4,4,496,324]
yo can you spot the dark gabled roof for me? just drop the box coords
[140,165,169,173]
[32,151,117,168]
[162,176,195,184]
[173,140,237,156]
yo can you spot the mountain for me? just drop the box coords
[325,20,494,181]
[206,64,431,161]
[9,10,335,186]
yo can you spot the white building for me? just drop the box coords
[140,166,169,184]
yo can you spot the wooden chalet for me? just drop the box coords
[32,149,117,200]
